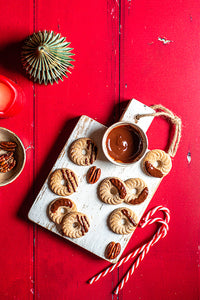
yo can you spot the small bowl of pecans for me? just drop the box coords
[0,127,26,186]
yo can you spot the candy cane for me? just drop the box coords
[113,218,168,294]
[88,206,170,294]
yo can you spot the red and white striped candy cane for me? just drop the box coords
[88,205,170,294]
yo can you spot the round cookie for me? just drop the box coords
[49,168,78,196]
[143,149,172,178]
[99,177,127,205]
[48,198,77,224]
[62,212,90,238]
[108,207,138,235]
[69,138,98,166]
[124,178,149,205]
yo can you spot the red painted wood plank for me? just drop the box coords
[0,1,35,299]
[0,0,199,299]
[33,1,120,299]
[120,1,200,299]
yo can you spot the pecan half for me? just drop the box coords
[110,178,127,199]
[0,141,17,152]
[0,152,16,173]
[0,152,13,163]
[0,157,16,173]
[0,141,17,173]
[105,242,121,259]
[87,166,101,184]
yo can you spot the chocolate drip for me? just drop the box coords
[83,215,90,227]
[94,145,98,160]
[66,169,77,192]
[145,161,163,178]
[90,142,94,164]
[110,178,127,199]
[129,187,149,204]
[51,198,72,213]
[77,215,89,235]
[71,171,78,189]
[86,139,91,150]
[86,140,97,164]
[61,169,78,192]
[62,169,71,193]
[121,209,137,226]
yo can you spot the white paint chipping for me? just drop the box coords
[25,144,34,151]
[30,288,34,295]
[187,151,191,164]
[158,37,173,44]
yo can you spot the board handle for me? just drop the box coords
[120,100,182,157]
[119,99,155,133]
[135,104,182,157]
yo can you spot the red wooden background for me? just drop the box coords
[0,0,199,299]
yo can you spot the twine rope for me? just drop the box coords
[135,104,182,157]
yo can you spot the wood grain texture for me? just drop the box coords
[119,1,200,299]
[0,0,34,299]
[32,1,121,299]
[0,0,199,299]
[0,127,26,186]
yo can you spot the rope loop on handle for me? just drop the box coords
[135,104,182,157]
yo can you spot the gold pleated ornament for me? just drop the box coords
[21,30,74,85]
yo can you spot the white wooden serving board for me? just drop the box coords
[28,99,163,263]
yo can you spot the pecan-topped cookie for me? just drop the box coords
[108,207,138,235]
[98,177,127,205]
[143,149,172,178]
[69,138,98,166]
[124,178,149,205]
[62,212,90,238]
[48,198,77,224]
[49,168,78,196]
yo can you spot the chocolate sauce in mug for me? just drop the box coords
[106,124,145,164]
